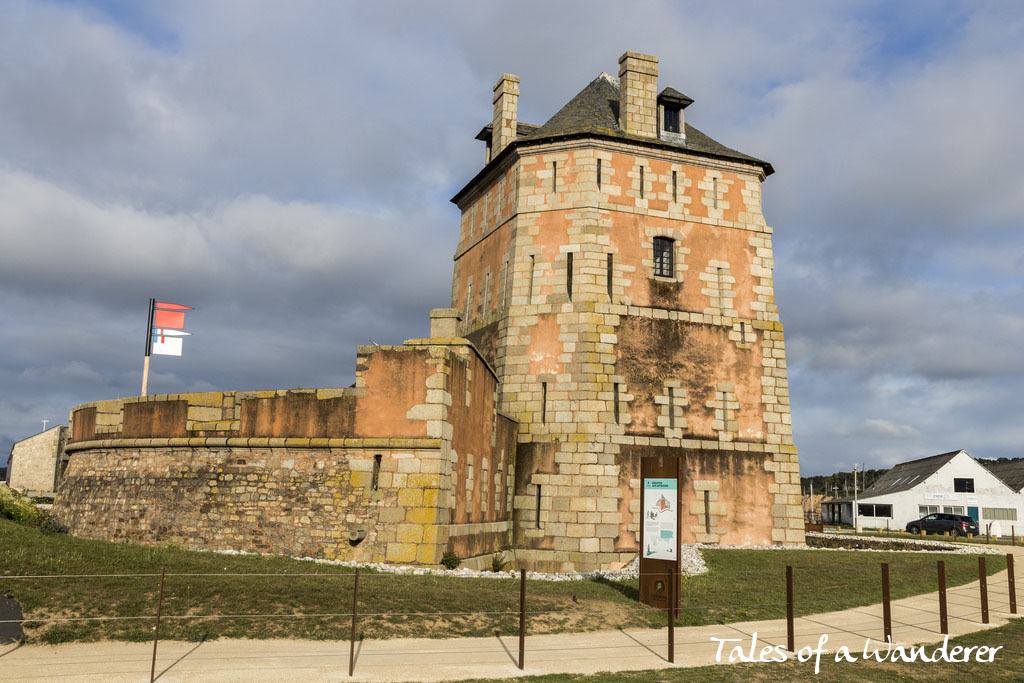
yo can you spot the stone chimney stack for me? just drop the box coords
[491,74,520,157]
[617,51,659,138]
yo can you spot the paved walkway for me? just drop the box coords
[0,568,1019,682]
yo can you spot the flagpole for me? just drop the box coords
[141,298,155,396]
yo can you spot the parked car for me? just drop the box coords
[905,513,979,537]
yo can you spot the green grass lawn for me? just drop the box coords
[465,617,1024,682]
[0,519,1006,644]
[853,527,1024,549]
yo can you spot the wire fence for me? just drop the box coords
[0,555,1018,680]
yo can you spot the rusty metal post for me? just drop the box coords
[938,560,948,634]
[349,567,359,677]
[1013,526,1016,546]
[150,567,165,683]
[1008,554,1017,615]
[518,568,526,670]
[979,556,989,624]
[786,565,794,651]
[668,568,675,663]
[987,523,991,544]
[881,563,892,642]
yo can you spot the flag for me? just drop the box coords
[149,301,193,357]
[151,328,191,357]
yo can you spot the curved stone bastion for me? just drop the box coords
[54,335,519,566]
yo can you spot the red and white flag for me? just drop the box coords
[150,301,192,356]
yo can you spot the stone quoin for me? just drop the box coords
[55,51,804,571]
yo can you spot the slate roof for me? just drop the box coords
[980,459,1024,492]
[859,450,965,498]
[658,86,694,108]
[521,74,770,173]
[474,122,541,142]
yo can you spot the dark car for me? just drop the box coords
[905,513,979,537]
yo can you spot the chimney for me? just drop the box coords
[429,307,462,338]
[618,51,659,138]
[491,74,520,157]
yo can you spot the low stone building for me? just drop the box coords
[7,425,67,494]
[56,50,804,570]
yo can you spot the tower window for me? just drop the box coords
[639,166,645,198]
[566,252,573,301]
[371,454,382,491]
[653,237,674,278]
[597,159,602,190]
[606,254,614,299]
[664,107,681,133]
[672,171,678,203]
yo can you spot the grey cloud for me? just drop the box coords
[1,1,1021,478]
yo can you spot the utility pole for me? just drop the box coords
[853,464,859,531]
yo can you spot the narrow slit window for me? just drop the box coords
[672,171,678,203]
[704,490,711,534]
[541,381,548,424]
[613,383,620,423]
[597,159,602,190]
[371,454,382,491]
[653,237,674,278]
[551,161,557,193]
[503,259,511,307]
[712,177,719,209]
[528,255,536,303]
[668,387,675,429]
[535,484,542,528]
[566,252,573,301]
[639,166,645,198]
[464,283,472,320]
[606,254,614,299]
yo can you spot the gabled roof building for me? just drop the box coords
[824,450,1024,535]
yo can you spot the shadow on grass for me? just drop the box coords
[592,576,639,602]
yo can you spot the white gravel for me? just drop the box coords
[212,545,710,581]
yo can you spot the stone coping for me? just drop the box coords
[65,436,443,453]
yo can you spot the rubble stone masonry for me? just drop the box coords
[56,339,517,564]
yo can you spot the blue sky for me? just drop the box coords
[1,1,1022,476]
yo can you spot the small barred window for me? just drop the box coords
[653,237,674,278]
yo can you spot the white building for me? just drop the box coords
[822,450,1024,536]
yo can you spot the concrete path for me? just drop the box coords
[0,569,1018,682]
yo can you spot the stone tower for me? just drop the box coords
[450,52,804,571]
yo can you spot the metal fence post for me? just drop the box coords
[1008,554,1017,615]
[938,560,948,634]
[979,557,989,624]
[349,567,359,677]
[881,563,892,642]
[668,568,675,663]
[786,565,794,652]
[518,568,526,670]
[150,567,165,683]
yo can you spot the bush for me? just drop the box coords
[440,549,461,569]
[490,552,511,572]
[0,487,66,533]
